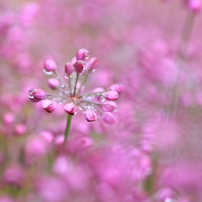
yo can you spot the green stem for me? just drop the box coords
[144,152,159,197]
[64,114,72,142]
[168,12,196,116]
[177,12,195,60]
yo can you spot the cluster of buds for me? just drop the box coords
[28,49,123,124]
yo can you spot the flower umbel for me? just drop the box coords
[28,49,122,123]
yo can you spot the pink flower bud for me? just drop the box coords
[104,90,119,100]
[102,101,118,112]
[71,57,77,64]
[48,78,59,89]
[102,112,119,124]
[86,57,98,72]
[44,59,57,71]
[3,166,24,185]
[3,113,15,125]
[42,100,57,113]
[76,48,89,60]
[74,61,85,73]
[109,83,124,94]
[30,89,46,100]
[64,102,77,115]
[40,131,54,143]
[29,97,40,103]
[84,109,97,122]
[15,124,26,136]
[187,0,201,13]
[65,62,73,75]
[92,87,105,101]
[25,136,48,164]
[54,134,64,146]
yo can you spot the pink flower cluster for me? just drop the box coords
[28,49,123,124]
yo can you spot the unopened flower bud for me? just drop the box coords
[74,61,85,73]
[3,113,15,125]
[65,62,73,75]
[29,97,40,103]
[102,101,118,112]
[40,131,54,143]
[104,90,119,100]
[84,109,97,122]
[92,87,105,101]
[44,59,57,71]
[64,102,77,115]
[48,78,59,89]
[15,124,26,136]
[187,0,201,13]
[54,134,64,145]
[42,100,57,113]
[102,112,119,124]
[86,57,98,72]
[30,89,46,100]
[3,166,24,185]
[76,48,89,60]
[25,136,48,163]
[71,57,77,64]
[109,83,124,94]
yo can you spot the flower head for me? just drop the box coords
[28,49,122,123]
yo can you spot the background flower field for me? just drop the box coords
[0,0,202,201]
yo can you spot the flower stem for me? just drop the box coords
[168,12,196,116]
[73,73,79,96]
[64,114,72,142]
[177,12,195,60]
[77,74,88,94]
[78,90,108,98]
[68,75,72,96]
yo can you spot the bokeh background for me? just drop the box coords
[0,0,202,201]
